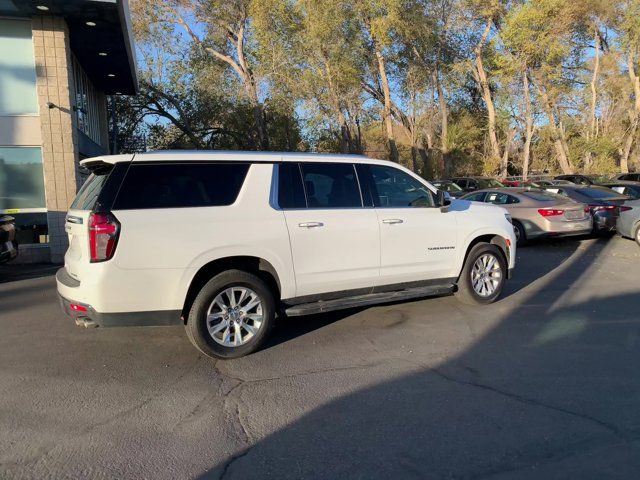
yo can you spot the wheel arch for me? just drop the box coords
[181,256,282,322]
[458,234,510,281]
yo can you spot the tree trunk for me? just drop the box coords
[474,19,500,164]
[500,129,515,179]
[588,27,600,139]
[622,49,640,173]
[324,63,353,153]
[522,71,533,181]
[538,85,574,173]
[375,49,399,163]
[433,68,450,175]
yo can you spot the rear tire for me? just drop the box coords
[185,270,275,359]
[635,224,640,247]
[513,220,526,247]
[455,243,507,306]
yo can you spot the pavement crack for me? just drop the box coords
[218,447,253,480]
[431,368,623,437]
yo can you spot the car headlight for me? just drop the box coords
[505,213,512,224]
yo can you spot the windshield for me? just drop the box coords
[477,178,504,189]
[434,182,462,192]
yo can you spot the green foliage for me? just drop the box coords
[119,0,640,175]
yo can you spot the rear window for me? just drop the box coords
[71,172,111,210]
[522,191,563,202]
[579,187,626,200]
[113,163,250,210]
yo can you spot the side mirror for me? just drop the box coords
[436,190,451,208]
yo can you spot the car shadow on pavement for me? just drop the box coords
[265,237,593,351]
[0,263,59,284]
[200,237,640,479]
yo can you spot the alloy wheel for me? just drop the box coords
[471,253,502,297]
[206,287,264,347]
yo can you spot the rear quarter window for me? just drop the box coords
[71,172,110,210]
[112,163,250,210]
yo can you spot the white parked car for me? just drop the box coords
[57,152,516,359]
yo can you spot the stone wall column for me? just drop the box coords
[32,16,80,263]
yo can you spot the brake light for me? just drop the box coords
[70,303,88,313]
[88,212,120,262]
[588,204,617,212]
[538,208,564,217]
[619,206,633,212]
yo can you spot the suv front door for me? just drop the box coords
[279,162,380,298]
[360,164,458,286]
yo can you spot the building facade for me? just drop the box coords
[0,0,137,263]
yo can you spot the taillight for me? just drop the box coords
[588,204,616,212]
[538,208,564,217]
[89,212,120,262]
[619,206,633,212]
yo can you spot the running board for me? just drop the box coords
[284,284,455,317]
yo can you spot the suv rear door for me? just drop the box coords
[278,162,380,297]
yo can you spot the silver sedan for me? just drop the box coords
[617,199,640,246]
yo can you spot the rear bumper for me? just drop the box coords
[593,213,618,232]
[56,267,182,327]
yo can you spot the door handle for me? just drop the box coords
[298,222,324,228]
[382,218,404,224]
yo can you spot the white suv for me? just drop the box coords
[57,152,516,359]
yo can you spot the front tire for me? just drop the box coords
[455,243,507,305]
[635,224,640,247]
[185,270,275,359]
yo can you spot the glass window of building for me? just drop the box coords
[0,19,38,115]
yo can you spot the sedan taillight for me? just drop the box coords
[619,206,633,212]
[89,212,120,263]
[538,208,564,217]
[588,204,617,212]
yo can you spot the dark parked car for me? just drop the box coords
[535,179,575,186]
[601,181,640,200]
[0,215,18,264]
[430,180,465,198]
[611,172,640,182]
[542,185,630,232]
[448,176,504,192]
[554,174,610,186]
[616,199,640,246]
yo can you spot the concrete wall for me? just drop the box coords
[32,16,80,263]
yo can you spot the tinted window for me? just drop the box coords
[477,178,504,189]
[355,164,375,207]
[369,165,434,208]
[71,171,111,210]
[113,163,250,210]
[300,162,361,208]
[434,181,462,193]
[453,178,467,188]
[463,192,486,202]
[579,187,627,200]
[277,163,306,208]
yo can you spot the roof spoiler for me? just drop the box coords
[80,154,135,174]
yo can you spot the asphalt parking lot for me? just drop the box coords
[1,236,640,479]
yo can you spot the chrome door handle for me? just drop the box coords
[298,222,324,228]
[382,218,404,224]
